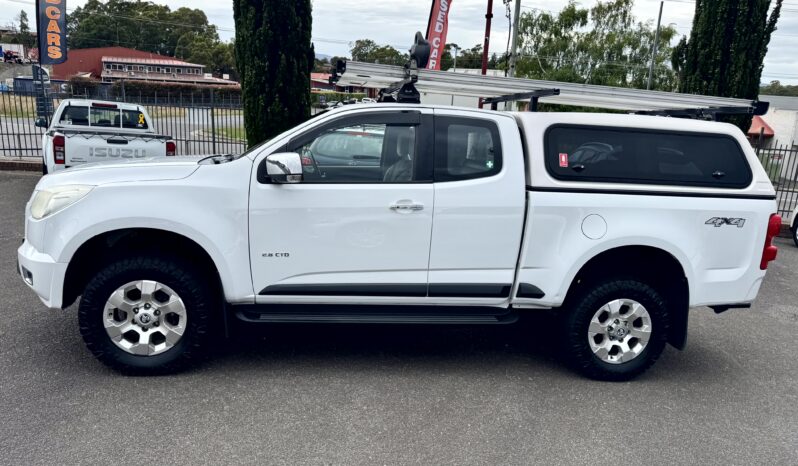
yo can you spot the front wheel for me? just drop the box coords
[792,218,798,248]
[78,255,218,374]
[562,278,670,381]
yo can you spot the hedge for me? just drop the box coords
[311,91,366,106]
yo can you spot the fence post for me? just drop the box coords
[210,89,217,154]
[756,127,764,155]
[16,134,23,160]
[121,80,126,102]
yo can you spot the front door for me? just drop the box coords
[249,109,435,303]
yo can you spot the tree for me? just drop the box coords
[672,0,783,129]
[234,0,314,146]
[514,0,677,90]
[350,39,407,65]
[68,0,222,58]
[760,80,798,97]
[16,10,34,49]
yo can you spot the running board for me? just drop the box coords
[232,304,518,325]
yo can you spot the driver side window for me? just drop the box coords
[292,122,419,183]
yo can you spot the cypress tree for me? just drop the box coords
[234,0,314,146]
[672,0,782,129]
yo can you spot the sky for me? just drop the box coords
[2,0,797,84]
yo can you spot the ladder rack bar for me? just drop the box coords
[335,61,761,112]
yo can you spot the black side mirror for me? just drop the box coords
[34,117,48,128]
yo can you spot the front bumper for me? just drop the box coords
[17,240,67,309]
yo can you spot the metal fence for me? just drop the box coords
[754,138,798,216]
[2,90,798,216]
[0,88,248,159]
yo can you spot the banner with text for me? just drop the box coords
[37,0,67,65]
[425,0,452,70]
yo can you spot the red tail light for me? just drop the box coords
[760,214,781,270]
[166,140,176,156]
[53,135,65,165]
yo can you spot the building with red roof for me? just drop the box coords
[52,46,237,86]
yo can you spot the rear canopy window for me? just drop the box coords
[545,125,753,188]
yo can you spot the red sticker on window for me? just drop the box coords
[559,153,569,168]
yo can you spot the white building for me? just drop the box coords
[756,94,798,148]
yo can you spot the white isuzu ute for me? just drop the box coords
[37,99,176,174]
[18,104,782,380]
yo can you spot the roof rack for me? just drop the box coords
[331,55,768,118]
[483,89,561,112]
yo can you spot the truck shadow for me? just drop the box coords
[210,314,573,375]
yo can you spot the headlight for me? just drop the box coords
[30,185,94,220]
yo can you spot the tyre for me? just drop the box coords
[562,278,669,381]
[78,254,218,374]
[792,218,798,248]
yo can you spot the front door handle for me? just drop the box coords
[389,202,424,212]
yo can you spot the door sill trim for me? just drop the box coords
[232,304,518,325]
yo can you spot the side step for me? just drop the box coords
[233,304,518,325]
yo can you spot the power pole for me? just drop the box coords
[508,0,522,78]
[479,0,494,108]
[646,1,664,90]
[480,0,494,76]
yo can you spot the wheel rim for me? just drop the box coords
[587,298,652,365]
[103,280,188,356]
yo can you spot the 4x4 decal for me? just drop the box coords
[705,217,746,228]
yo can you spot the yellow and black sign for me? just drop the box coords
[37,0,67,65]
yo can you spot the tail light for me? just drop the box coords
[166,140,176,156]
[760,213,781,270]
[53,135,65,165]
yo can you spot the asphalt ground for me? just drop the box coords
[1,170,797,464]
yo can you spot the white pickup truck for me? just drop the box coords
[37,99,175,174]
[18,104,782,380]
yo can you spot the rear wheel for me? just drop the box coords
[792,217,798,248]
[562,278,669,381]
[78,254,218,374]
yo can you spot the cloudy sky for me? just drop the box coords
[2,0,797,84]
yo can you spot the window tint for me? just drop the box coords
[59,106,90,126]
[294,123,418,183]
[122,109,148,129]
[90,108,121,128]
[435,117,502,181]
[545,125,752,188]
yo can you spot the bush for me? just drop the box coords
[310,91,366,107]
[112,80,241,99]
[68,76,101,95]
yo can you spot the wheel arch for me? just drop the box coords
[562,244,691,350]
[62,227,228,309]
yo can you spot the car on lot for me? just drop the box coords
[37,99,175,174]
[18,104,781,380]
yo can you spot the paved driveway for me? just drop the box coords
[1,171,797,464]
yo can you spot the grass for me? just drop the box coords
[215,127,246,141]
[0,94,37,117]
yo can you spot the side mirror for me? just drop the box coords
[265,152,303,183]
[34,117,48,128]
